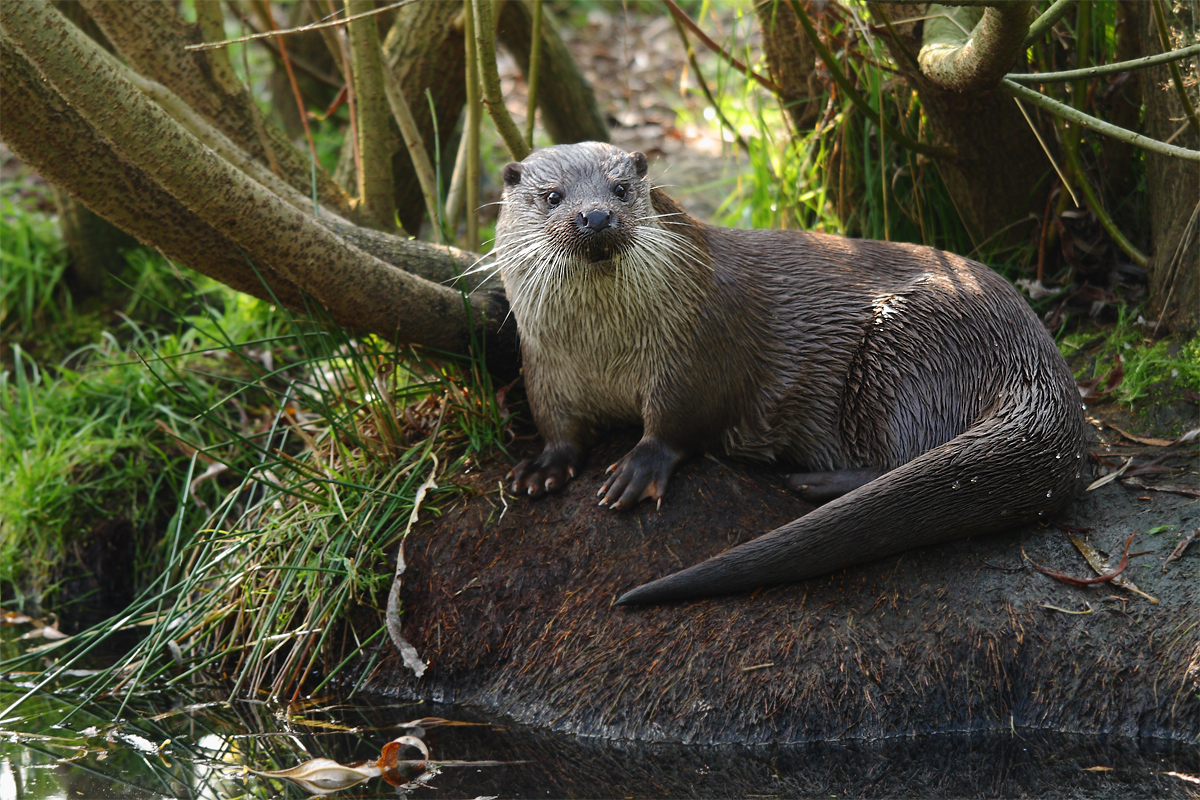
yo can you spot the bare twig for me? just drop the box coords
[1022,531,1136,587]
[184,0,419,51]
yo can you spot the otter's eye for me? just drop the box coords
[613,184,628,201]
[546,190,563,207]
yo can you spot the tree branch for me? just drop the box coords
[1007,43,1200,83]
[346,0,397,230]
[1024,0,1079,48]
[1001,78,1200,161]
[1,0,489,352]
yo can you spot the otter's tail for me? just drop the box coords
[615,402,1086,606]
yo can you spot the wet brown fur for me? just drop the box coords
[494,143,1088,604]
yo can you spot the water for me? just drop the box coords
[2,632,1197,798]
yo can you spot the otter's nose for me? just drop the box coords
[577,209,613,232]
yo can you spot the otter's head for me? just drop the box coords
[496,142,652,267]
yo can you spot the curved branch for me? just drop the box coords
[918,2,1033,93]
[0,35,309,313]
[1001,78,1200,162]
[80,0,354,219]
[787,0,957,160]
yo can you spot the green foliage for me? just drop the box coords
[0,190,69,337]
[0,270,284,607]
[1059,309,1200,407]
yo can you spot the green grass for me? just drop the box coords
[1,190,70,340]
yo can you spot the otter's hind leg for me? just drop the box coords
[785,468,882,503]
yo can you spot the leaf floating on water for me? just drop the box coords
[395,717,489,730]
[19,625,67,641]
[1069,534,1158,604]
[254,758,381,795]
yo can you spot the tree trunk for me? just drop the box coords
[870,3,1052,249]
[1143,2,1199,334]
[496,0,610,144]
[754,0,820,131]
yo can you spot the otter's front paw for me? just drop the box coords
[598,438,683,511]
[508,443,582,498]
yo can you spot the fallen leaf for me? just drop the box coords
[1120,477,1200,499]
[1163,527,1198,571]
[19,626,68,641]
[1087,457,1133,491]
[1104,423,1174,447]
[1168,771,1200,785]
[254,758,380,795]
[1082,765,1114,772]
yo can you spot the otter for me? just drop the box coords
[494,142,1087,606]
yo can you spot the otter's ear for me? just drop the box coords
[502,162,523,186]
[631,151,648,179]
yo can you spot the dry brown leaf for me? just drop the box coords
[1105,423,1174,447]
[1163,528,1198,571]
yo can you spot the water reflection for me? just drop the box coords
[1,626,1197,798]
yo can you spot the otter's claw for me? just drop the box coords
[598,438,683,511]
[509,442,582,499]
